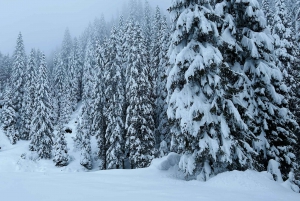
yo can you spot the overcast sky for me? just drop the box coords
[0,0,171,56]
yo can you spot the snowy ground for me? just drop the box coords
[0,106,300,201]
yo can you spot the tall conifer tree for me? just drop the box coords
[104,26,125,169]
[53,123,69,167]
[29,53,54,159]
[167,0,258,180]
[232,0,298,180]
[20,49,37,140]
[126,23,155,168]
[1,89,19,144]
[157,16,171,156]
[11,33,26,133]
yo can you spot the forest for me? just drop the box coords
[0,0,300,192]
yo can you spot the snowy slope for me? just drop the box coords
[0,106,300,201]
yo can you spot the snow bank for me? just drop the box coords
[152,152,181,170]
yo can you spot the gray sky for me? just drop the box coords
[0,0,171,56]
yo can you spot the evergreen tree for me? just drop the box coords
[71,38,82,102]
[143,0,153,61]
[82,39,96,102]
[272,0,300,182]
[167,0,256,180]
[79,103,93,170]
[285,0,300,33]
[126,23,155,169]
[53,123,69,167]
[272,0,297,72]
[60,78,72,124]
[271,0,300,133]
[117,15,127,107]
[92,40,107,170]
[151,6,162,81]
[262,0,273,26]
[93,15,108,45]
[53,54,65,124]
[78,29,91,99]
[128,0,143,23]
[35,49,43,69]
[61,28,73,68]
[60,29,74,122]
[49,53,58,125]
[20,49,37,140]
[11,33,26,129]
[1,89,19,144]
[232,0,298,180]
[104,26,125,169]
[73,115,83,150]
[136,0,144,24]
[29,53,54,159]
[124,19,135,107]
[157,16,171,156]
[68,54,78,112]
[216,0,259,172]
[80,37,100,162]
[0,54,12,92]
[151,6,162,148]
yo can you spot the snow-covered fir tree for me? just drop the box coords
[70,38,82,103]
[157,15,171,157]
[83,39,105,146]
[272,0,297,72]
[20,49,37,140]
[215,0,262,172]
[232,0,298,180]
[53,123,69,167]
[124,19,135,107]
[117,16,128,143]
[1,89,19,144]
[53,54,65,124]
[262,0,273,26]
[117,15,127,104]
[79,103,93,170]
[92,40,107,170]
[0,53,11,91]
[29,53,54,159]
[82,39,96,103]
[73,116,83,150]
[143,0,152,61]
[60,73,73,124]
[59,29,74,122]
[167,0,261,181]
[104,26,125,169]
[52,51,72,125]
[35,49,43,69]
[285,0,300,33]
[93,15,108,45]
[127,0,143,24]
[61,28,73,69]
[125,22,155,169]
[151,6,162,147]
[11,33,26,130]
[271,0,300,137]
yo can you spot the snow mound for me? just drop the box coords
[283,179,300,193]
[152,152,181,170]
[207,170,276,191]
